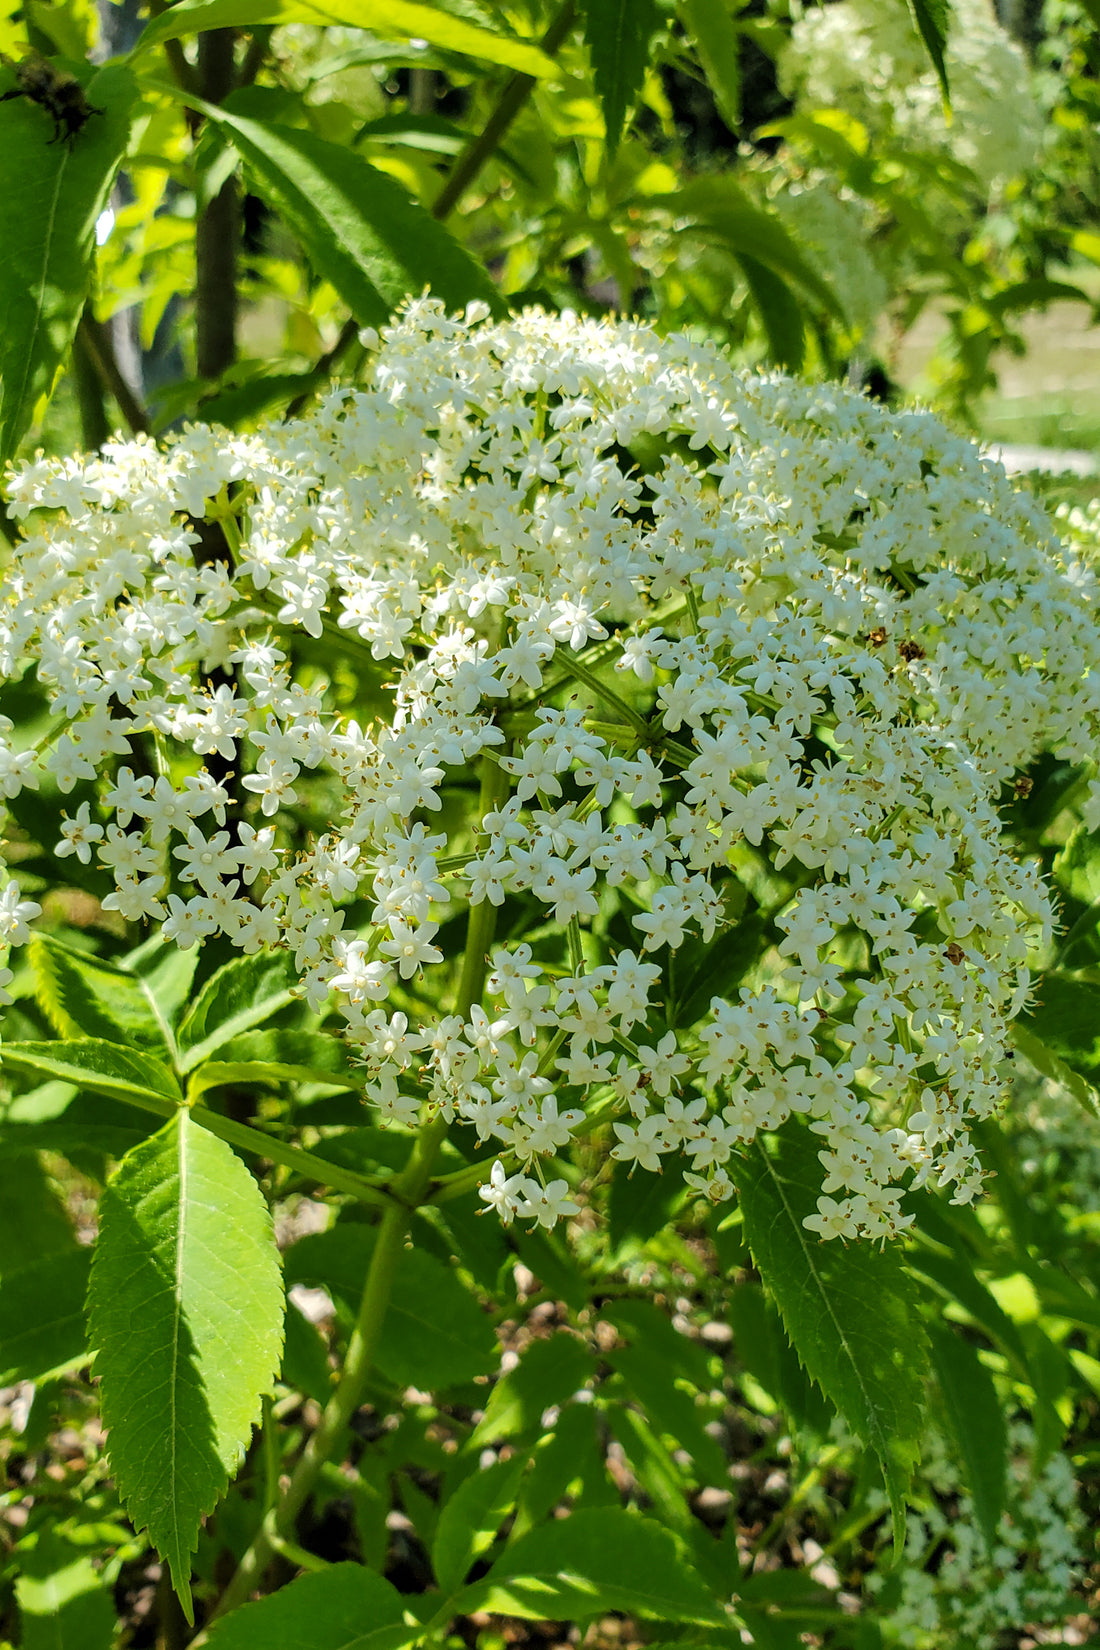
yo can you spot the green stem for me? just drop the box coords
[554,652,649,736]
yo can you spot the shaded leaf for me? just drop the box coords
[680,0,741,131]
[0,60,137,461]
[137,0,559,77]
[579,0,660,153]
[735,1126,928,1554]
[1014,975,1100,1119]
[454,1506,725,1624]
[470,1331,594,1448]
[906,0,951,98]
[433,1453,527,1595]
[16,1531,115,1650]
[199,1562,417,1650]
[927,1322,1006,1555]
[86,1112,283,1620]
[0,1249,92,1384]
[737,252,804,372]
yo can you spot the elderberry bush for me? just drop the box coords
[2,299,1096,1245]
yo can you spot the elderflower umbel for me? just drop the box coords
[1,299,1094,1240]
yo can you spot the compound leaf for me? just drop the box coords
[175,950,297,1071]
[86,1112,283,1621]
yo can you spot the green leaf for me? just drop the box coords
[176,950,297,1072]
[0,1249,92,1384]
[605,1341,725,1484]
[469,1331,595,1448]
[1014,975,1100,1119]
[579,0,660,153]
[927,1323,1006,1555]
[15,1531,115,1650]
[735,1126,928,1554]
[122,932,200,1041]
[28,934,174,1059]
[737,252,804,372]
[0,1152,76,1266]
[281,1291,334,1403]
[906,0,951,99]
[433,1453,528,1595]
[679,0,741,131]
[86,1112,284,1621]
[666,178,843,319]
[1,1039,181,1110]
[199,1562,418,1650]
[201,99,501,329]
[512,1402,610,1536]
[286,1226,496,1389]
[0,60,138,461]
[136,0,559,77]
[187,1058,362,1099]
[608,1154,686,1252]
[453,1506,725,1624]
[605,1402,693,1533]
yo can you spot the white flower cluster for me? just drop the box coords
[782,0,1040,188]
[1,300,1095,1238]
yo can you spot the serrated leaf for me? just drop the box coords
[86,1112,284,1621]
[1,1039,180,1110]
[927,1323,1006,1555]
[433,1453,527,1595]
[579,0,660,153]
[469,1331,595,1448]
[199,1562,417,1650]
[454,1506,725,1624]
[906,0,951,99]
[201,98,501,328]
[679,0,741,131]
[122,933,200,1040]
[136,0,558,77]
[0,60,138,461]
[0,1249,92,1384]
[605,1403,693,1532]
[28,934,173,1058]
[176,951,297,1071]
[735,1126,928,1554]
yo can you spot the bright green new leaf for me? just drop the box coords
[86,1111,284,1620]
[579,0,661,154]
[0,1249,92,1384]
[736,1126,928,1555]
[0,60,137,462]
[135,0,558,78]
[928,1322,1006,1555]
[199,100,501,328]
[199,1562,418,1650]
[433,1453,527,1595]
[28,933,174,1059]
[454,1506,725,1624]
[679,0,741,132]
[1,1038,180,1111]
[16,1531,115,1650]
[176,949,298,1071]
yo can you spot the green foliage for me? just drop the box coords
[86,1111,284,1620]
[199,1562,417,1649]
[579,0,661,154]
[736,1126,929,1553]
[927,1322,1007,1554]
[0,59,137,460]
